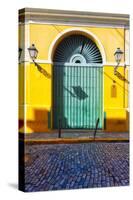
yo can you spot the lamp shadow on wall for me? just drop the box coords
[104,70,129,132]
[115,70,129,84]
[64,86,88,100]
[104,72,129,94]
[35,62,51,79]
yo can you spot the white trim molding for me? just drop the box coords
[19,20,128,29]
[19,60,129,67]
[19,8,129,28]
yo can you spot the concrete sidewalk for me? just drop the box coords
[22,131,129,144]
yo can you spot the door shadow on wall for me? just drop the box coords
[104,110,129,132]
[26,108,50,132]
[53,65,69,129]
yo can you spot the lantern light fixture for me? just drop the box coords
[114,48,123,74]
[28,44,38,62]
[114,47,123,65]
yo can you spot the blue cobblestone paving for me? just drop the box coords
[25,143,129,192]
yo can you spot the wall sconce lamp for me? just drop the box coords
[114,48,123,75]
[28,44,51,78]
[28,44,38,64]
[19,47,22,60]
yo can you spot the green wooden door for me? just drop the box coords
[53,34,103,129]
[53,63,103,129]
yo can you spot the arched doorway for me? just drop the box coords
[53,34,103,129]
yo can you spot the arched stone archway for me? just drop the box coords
[52,33,103,129]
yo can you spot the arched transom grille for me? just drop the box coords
[53,34,102,63]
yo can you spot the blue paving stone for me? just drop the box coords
[25,142,129,192]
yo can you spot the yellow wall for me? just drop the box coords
[25,63,52,133]
[104,66,129,132]
[19,63,25,133]
[19,23,129,133]
[29,24,125,63]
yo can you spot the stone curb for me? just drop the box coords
[23,138,129,145]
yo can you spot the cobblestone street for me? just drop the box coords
[25,143,129,192]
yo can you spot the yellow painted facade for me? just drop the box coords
[19,9,129,133]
